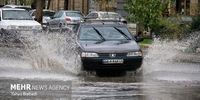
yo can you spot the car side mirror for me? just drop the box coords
[51,16,55,19]
[135,36,144,42]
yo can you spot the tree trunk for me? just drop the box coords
[35,0,45,24]
[47,0,51,9]
[64,0,68,10]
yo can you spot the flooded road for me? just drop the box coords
[0,30,200,100]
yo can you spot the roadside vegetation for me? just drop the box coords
[124,0,198,40]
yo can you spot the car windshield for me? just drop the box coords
[2,10,32,20]
[44,11,55,17]
[79,26,132,41]
[15,7,32,11]
[65,12,83,18]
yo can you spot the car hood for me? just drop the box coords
[2,20,41,26]
[79,40,140,53]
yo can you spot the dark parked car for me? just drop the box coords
[76,21,143,72]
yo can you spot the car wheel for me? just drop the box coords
[59,23,63,33]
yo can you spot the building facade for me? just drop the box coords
[0,0,200,16]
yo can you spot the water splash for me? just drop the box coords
[143,32,200,82]
[21,31,81,75]
[0,29,81,79]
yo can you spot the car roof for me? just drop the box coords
[3,5,18,8]
[0,8,26,11]
[30,9,55,12]
[59,10,82,13]
[90,11,118,14]
[81,21,126,27]
[3,5,31,8]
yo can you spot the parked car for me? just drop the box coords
[76,21,143,72]
[85,11,127,24]
[47,10,84,31]
[29,9,55,29]
[0,8,42,31]
[3,5,32,11]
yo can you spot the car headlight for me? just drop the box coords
[127,51,142,57]
[81,52,99,57]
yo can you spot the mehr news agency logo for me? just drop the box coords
[10,83,71,96]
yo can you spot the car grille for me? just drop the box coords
[18,26,33,30]
[98,53,127,57]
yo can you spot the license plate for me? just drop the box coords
[103,59,124,64]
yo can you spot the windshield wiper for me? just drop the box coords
[114,27,131,40]
[92,27,106,41]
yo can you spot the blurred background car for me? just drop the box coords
[47,10,84,30]
[2,5,32,11]
[0,8,41,31]
[167,16,193,25]
[29,9,55,29]
[85,11,127,24]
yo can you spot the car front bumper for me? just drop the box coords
[81,56,143,71]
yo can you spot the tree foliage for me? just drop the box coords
[124,0,168,30]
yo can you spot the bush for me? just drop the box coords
[153,18,190,40]
[191,16,200,31]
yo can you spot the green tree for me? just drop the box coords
[124,0,169,31]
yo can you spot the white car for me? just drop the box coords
[86,11,127,24]
[0,8,42,31]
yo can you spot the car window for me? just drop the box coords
[79,27,102,40]
[95,27,128,40]
[30,10,35,16]
[57,11,63,18]
[53,12,59,18]
[86,13,93,18]
[44,11,55,17]
[65,12,83,18]
[100,13,121,19]
[2,10,32,20]
[80,26,132,41]
[116,27,133,38]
